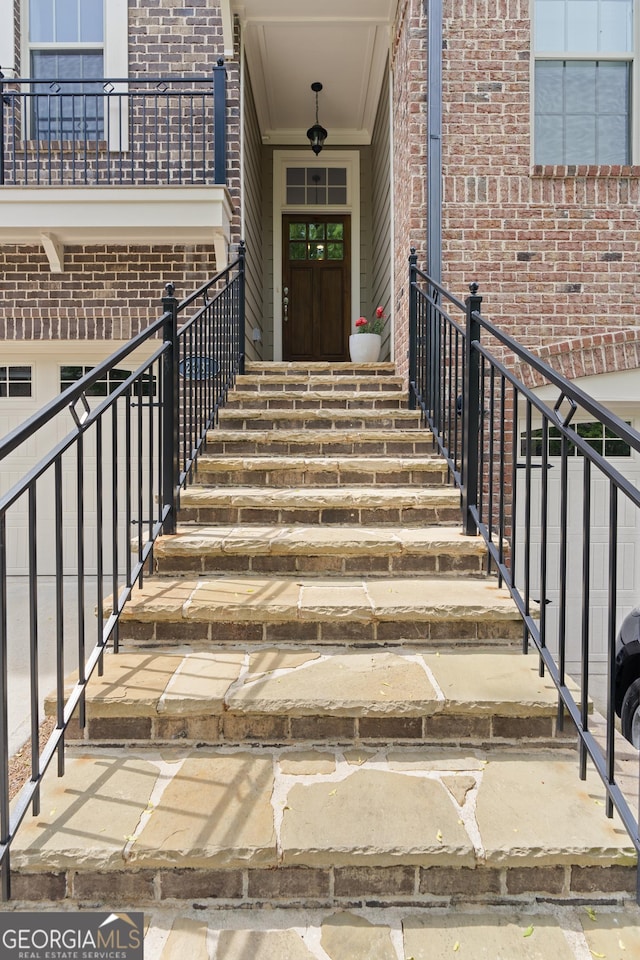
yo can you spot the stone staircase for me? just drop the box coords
[14,362,640,956]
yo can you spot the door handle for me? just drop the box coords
[283,287,289,322]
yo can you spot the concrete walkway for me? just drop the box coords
[4,902,639,959]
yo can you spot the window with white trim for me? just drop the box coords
[533,0,634,164]
[522,421,632,457]
[60,365,156,397]
[27,0,105,139]
[0,366,32,398]
[27,0,104,140]
[285,167,348,206]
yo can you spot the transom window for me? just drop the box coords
[534,0,634,164]
[523,421,632,457]
[288,222,345,261]
[286,167,347,206]
[0,366,32,398]
[28,0,105,140]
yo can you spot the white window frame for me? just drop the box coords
[0,0,16,73]
[20,0,128,149]
[531,0,640,164]
[0,365,32,399]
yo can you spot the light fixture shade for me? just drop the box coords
[307,81,327,155]
[306,122,328,156]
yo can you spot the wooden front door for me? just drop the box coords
[282,214,351,361]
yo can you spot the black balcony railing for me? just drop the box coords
[0,244,244,898]
[409,249,640,899]
[0,64,227,186]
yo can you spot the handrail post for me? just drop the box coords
[238,240,246,375]
[213,60,227,185]
[408,248,418,409]
[161,282,179,535]
[462,282,482,536]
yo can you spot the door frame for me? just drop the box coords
[273,149,360,361]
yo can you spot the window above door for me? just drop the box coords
[533,0,635,164]
[280,157,354,210]
[286,167,348,206]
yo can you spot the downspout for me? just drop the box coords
[427,0,442,283]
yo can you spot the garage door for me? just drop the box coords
[516,419,640,675]
[1,351,155,577]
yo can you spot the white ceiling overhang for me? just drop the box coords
[0,186,234,272]
[232,0,397,146]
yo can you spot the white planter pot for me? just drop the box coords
[349,333,381,363]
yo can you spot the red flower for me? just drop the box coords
[355,317,368,327]
[375,306,385,319]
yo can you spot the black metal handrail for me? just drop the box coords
[0,65,227,186]
[409,249,640,899]
[0,243,245,898]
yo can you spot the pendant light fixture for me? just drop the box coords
[306,81,328,155]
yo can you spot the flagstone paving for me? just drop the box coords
[6,903,638,960]
[119,576,522,625]
[147,905,640,959]
[46,648,568,723]
[11,745,635,885]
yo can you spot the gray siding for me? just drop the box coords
[360,148,372,320]
[370,62,392,360]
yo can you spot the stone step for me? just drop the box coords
[12,745,635,905]
[178,485,460,526]
[154,524,485,577]
[51,649,576,748]
[127,906,640,960]
[217,408,422,431]
[205,428,436,457]
[224,391,407,411]
[235,372,404,392]
[193,455,449,488]
[117,575,524,648]
[246,361,397,377]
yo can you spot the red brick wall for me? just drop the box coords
[0,245,218,341]
[441,1,640,351]
[127,0,241,199]
[391,0,427,380]
[392,0,640,381]
[0,2,241,342]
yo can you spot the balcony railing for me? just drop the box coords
[0,65,227,186]
[0,244,245,898]
[409,250,640,900]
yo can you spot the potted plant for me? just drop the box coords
[349,306,386,362]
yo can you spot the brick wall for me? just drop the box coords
[392,0,640,382]
[128,0,223,75]
[0,245,218,341]
[391,0,427,380]
[440,0,640,351]
[129,1,241,199]
[0,2,241,342]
